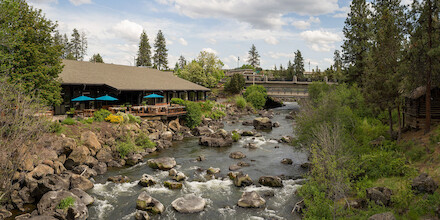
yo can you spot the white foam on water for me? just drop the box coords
[126,161,146,170]
[91,181,139,199]
[145,184,173,194]
[154,170,170,179]
[271,180,302,208]
[184,179,233,196]
[249,216,265,220]
[218,206,236,217]
[188,166,200,170]
[92,199,114,220]
[121,211,136,220]
[242,185,273,193]
[267,139,279,144]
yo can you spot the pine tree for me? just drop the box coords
[69,28,87,61]
[153,30,168,70]
[89,53,104,63]
[247,44,260,68]
[178,55,186,69]
[364,0,405,137]
[342,0,373,85]
[406,0,440,133]
[136,30,152,67]
[293,50,305,79]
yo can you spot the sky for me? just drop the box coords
[28,0,355,70]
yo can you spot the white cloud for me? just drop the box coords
[291,16,320,29]
[300,30,341,52]
[178,37,188,46]
[267,52,295,59]
[333,6,349,18]
[202,48,218,55]
[324,58,333,64]
[29,0,58,3]
[207,38,217,44]
[158,0,340,29]
[112,20,143,42]
[265,36,279,45]
[69,0,92,6]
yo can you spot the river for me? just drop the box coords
[88,103,308,220]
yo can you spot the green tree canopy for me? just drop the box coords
[176,51,224,88]
[136,30,152,67]
[153,30,168,70]
[293,50,305,79]
[0,0,63,105]
[68,28,87,61]
[89,53,104,63]
[224,73,245,94]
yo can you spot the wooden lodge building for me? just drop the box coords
[404,86,440,129]
[54,60,210,115]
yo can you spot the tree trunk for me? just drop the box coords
[388,107,394,139]
[397,104,402,142]
[425,0,433,134]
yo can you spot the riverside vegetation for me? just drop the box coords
[295,82,440,219]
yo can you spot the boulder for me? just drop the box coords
[280,136,293,143]
[22,155,35,172]
[93,162,107,175]
[192,126,214,136]
[272,122,280,128]
[171,194,206,213]
[42,159,53,168]
[53,161,66,175]
[80,131,101,154]
[168,119,181,132]
[70,174,94,191]
[126,153,143,166]
[233,173,253,187]
[37,190,88,220]
[253,117,272,130]
[164,181,183,190]
[196,155,205,161]
[207,167,220,175]
[135,210,150,220]
[237,191,266,208]
[168,169,178,177]
[243,143,257,149]
[70,188,94,206]
[0,206,12,219]
[368,212,396,220]
[242,120,253,126]
[229,164,241,171]
[366,187,393,206]
[29,164,54,180]
[281,158,293,165]
[139,174,156,187]
[96,149,113,163]
[160,131,173,142]
[240,130,255,137]
[73,165,97,179]
[148,132,160,141]
[66,146,91,168]
[147,157,176,170]
[237,161,250,167]
[107,175,131,183]
[411,173,438,194]
[30,174,70,198]
[172,172,186,182]
[136,191,164,214]
[258,176,283,187]
[229,151,246,159]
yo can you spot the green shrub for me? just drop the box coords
[170,98,185,105]
[224,73,245,94]
[61,117,76,125]
[358,151,412,179]
[135,133,156,149]
[78,118,94,124]
[57,196,75,210]
[93,109,111,122]
[235,96,246,109]
[128,114,141,124]
[246,91,266,109]
[298,181,333,219]
[48,121,64,134]
[243,85,267,99]
[199,100,215,112]
[116,112,130,122]
[184,101,202,129]
[232,131,241,142]
[116,140,136,158]
[204,109,226,120]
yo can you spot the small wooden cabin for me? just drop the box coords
[404,86,440,129]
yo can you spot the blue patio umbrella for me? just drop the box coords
[96,95,118,101]
[71,95,95,102]
[143,93,164,98]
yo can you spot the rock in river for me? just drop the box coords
[136,191,164,214]
[164,181,183,190]
[171,194,206,213]
[229,151,246,159]
[139,174,156,187]
[258,176,283,187]
[237,191,266,208]
[253,117,272,130]
[147,157,176,170]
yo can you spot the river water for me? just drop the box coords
[88,103,308,220]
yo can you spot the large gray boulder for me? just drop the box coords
[147,157,176,170]
[366,187,393,206]
[171,194,206,213]
[37,190,88,220]
[136,191,164,214]
[253,117,272,130]
[160,131,173,142]
[368,212,396,220]
[237,191,266,208]
[258,176,283,187]
[65,146,91,168]
[233,173,253,187]
[135,210,150,220]
[229,151,246,159]
[192,126,214,136]
[199,129,233,147]
[70,174,94,191]
[138,174,156,187]
[70,188,94,206]
[80,131,101,155]
[412,173,438,194]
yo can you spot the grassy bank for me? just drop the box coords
[295,83,440,219]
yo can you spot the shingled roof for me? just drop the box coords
[59,60,210,92]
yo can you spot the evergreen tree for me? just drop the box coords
[342,0,373,85]
[247,44,260,68]
[293,50,305,79]
[333,50,343,81]
[69,28,87,61]
[178,55,186,69]
[287,60,294,80]
[405,0,440,133]
[153,30,168,70]
[0,0,63,105]
[62,33,70,59]
[136,30,152,67]
[364,0,405,137]
[89,53,104,63]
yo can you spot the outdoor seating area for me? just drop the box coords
[108,104,186,117]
